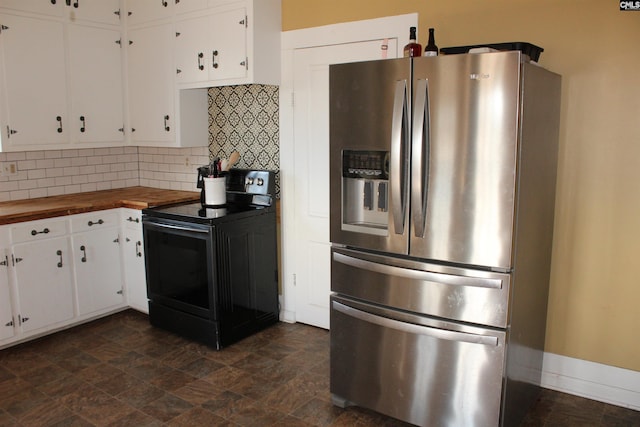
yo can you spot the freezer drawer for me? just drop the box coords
[331,247,511,328]
[330,295,506,427]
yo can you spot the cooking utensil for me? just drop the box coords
[226,151,240,171]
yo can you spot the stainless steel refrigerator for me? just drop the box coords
[329,51,561,426]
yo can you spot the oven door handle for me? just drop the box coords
[144,221,209,234]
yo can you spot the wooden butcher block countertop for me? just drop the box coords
[0,186,200,225]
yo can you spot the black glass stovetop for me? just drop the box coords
[142,201,273,225]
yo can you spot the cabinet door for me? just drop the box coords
[69,0,122,26]
[68,24,124,144]
[128,23,175,144]
[0,14,68,149]
[0,0,64,17]
[127,0,172,25]
[122,224,148,313]
[175,15,209,84]
[176,0,208,14]
[208,7,247,81]
[12,237,74,333]
[72,227,124,315]
[0,250,15,341]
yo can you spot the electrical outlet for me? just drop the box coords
[1,161,18,177]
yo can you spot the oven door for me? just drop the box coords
[142,217,216,319]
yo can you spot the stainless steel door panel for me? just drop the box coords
[331,247,511,328]
[330,295,505,427]
[411,52,522,269]
[329,58,410,255]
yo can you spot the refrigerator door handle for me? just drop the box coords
[411,79,430,238]
[390,79,408,235]
[333,251,503,289]
[332,300,499,346]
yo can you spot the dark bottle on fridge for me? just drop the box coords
[403,27,422,58]
[424,28,438,57]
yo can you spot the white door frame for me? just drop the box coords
[279,13,418,323]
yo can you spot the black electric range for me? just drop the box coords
[141,169,279,349]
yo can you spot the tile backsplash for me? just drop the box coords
[0,85,280,203]
[0,148,140,202]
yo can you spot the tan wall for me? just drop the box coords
[282,0,640,371]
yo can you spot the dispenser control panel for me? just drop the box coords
[342,150,389,180]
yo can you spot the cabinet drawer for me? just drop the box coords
[11,218,68,243]
[70,210,120,233]
[330,295,505,427]
[122,209,143,230]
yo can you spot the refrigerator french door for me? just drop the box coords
[330,52,520,269]
[329,51,561,427]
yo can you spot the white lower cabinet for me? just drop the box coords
[121,209,148,314]
[0,207,149,348]
[71,211,124,316]
[0,246,15,341]
[12,236,75,333]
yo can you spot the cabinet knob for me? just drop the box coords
[161,0,168,6]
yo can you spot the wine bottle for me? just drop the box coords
[424,28,438,57]
[403,27,422,58]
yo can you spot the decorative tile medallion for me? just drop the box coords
[208,85,280,197]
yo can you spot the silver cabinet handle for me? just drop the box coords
[333,251,503,289]
[390,80,408,235]
[333,300,498,346]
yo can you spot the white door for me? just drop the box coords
[288,29,406,329]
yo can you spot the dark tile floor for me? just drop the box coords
[1,310,638,427]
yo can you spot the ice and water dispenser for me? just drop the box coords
[341,150,389,235]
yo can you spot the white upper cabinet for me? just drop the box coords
[0,2,125,152]
[174,0,280,88]
[127,0,173,25]
[127,23,176,145]
[0,0,65,17]
[175,6,247,84]
[0,14,68,150]
[68,0,122,26]
[128,0,215,25]
[68,24,125,144]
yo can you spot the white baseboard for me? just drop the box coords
[542,352,640,411]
